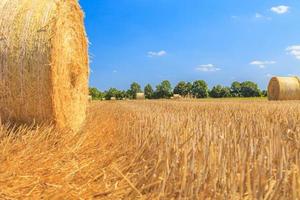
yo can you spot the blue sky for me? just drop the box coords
[80,0,300,91]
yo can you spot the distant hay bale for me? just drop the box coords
[136,93,145,100]
[88,95,92,102]
[173,94,182,99]
[268,77,300,101]
[0,0,89,132]
[110,97,116,101]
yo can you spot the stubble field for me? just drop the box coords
[1,99,300,199]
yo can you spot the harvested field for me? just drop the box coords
[1,100,300,199]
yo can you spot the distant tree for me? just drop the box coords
[89,87,102,100]
[240,81,261,97]
[105,88,121,100]
[185,82,193,97]
[144,84,154,99]
[209,85,223,98]
[174,81,186,96]
[116,90,127,100]
[154,80,172,99]
[210,85,222,98]
[173,81,192,97]
[125,89,133,99]
[230,81,242,97]
[261,90,268,97]
[222,87,232,97]
[191,80,209,98]
[129,82,142,99]
[210,85,231,98]
[102,91,107,99]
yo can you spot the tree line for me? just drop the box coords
[89,80,267,100]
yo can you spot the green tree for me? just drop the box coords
[210,85,223,98]
[174,81,192,97]
[174,81,186,96]
[222,87,232,97]
[155,80,172,99]
[89,87,102,100]
[230,81,242,97]
[129,82,142,99]
[191,80,209,98]
[125,89,133,99]
[240,81,261,97]
[114,90,126,100]
[210,85,231,98]
[144,84,154,99]
[105,88,121,100]
[261,90,268,97]
[185,82,193,97]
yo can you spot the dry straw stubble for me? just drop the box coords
[0,0,89,131]
[1,100,300,199]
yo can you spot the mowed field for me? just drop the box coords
[1,99,300,199]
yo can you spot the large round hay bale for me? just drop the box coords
[0,0,89,131]
[268,77,300,101]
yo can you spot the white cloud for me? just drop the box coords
[266,73,275,78]
[254,13,272,20]
[250,60,276,68]
[286,45,300,60]
[113,70,117,73]
[147,50,167,57]
[271,5,289,14]
[195,64,221,72]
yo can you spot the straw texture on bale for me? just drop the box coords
[0,0,89,131]
[268,77,300,101]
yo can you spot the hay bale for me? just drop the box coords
[136,93,145,100]
[0,0,89,132]
[268,77,300,100]
[110,97,116,101]
[173,94,182,99]
[88,95,92,102]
